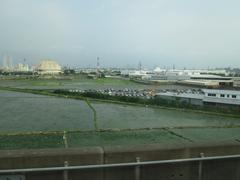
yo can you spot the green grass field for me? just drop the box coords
[0,77,190,90]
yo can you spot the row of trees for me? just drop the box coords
[53,89,240,115]
[53,89,197,109]
[0,71,34,75]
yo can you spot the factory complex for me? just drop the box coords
[0,55,239,86]
[156,88,240,110]
[1,57,240,88]
[0,57,62,75]
[122,67,235,88]
[34,60,62,75]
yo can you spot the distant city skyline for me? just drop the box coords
[1,0,240,68]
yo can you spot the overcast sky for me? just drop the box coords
[0,0,240,69]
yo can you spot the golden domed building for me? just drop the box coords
[35,59,62,75]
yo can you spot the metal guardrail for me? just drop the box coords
[0,154,239,174]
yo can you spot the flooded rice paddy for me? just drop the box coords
[0,90,239,133]
[0,90,93,132]
[0,78,240,150]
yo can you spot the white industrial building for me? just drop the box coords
[156,89,240,107]
[35,60,62,75]
[15,63,29,72]
[202,89,240,105]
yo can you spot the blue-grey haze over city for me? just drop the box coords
[0,0,240,68]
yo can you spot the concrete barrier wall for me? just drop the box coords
[103,144,192,180]
[0,142,240,180]
[0,147,104,180]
